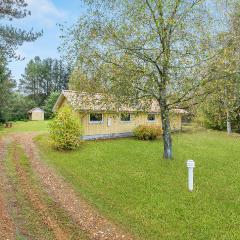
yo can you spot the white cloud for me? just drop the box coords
[26,0,67,27]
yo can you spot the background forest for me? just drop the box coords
[0,0,240,135]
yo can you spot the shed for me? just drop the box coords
[28,107,44,121]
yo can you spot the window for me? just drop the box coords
[89,113,103,123]
[120,113,131,122]
[147,114,156,122]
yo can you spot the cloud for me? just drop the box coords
[26,0,67,27]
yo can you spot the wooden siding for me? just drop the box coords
[57,97,182,137]
[58,97,69,108]
[30,111,44,121]
[80,112,182,136]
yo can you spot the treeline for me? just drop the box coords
[0,1,40,123]
[0,56,69,123]
[19,57,70,106]
[62,0,240,136]
[0,1,70,123]
[194,2,240,133]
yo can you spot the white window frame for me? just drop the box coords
[147,113,156,122]
[89,113,104,124]
[120,113,131,123]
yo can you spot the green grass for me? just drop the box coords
[36,130,240,240]
[0,120,50,135]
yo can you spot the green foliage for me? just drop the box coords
[0,57,15,122]
[195,98,240,132]
[134,125,162,140]
[49,106,83,150]
[61,0,214,108]
[19,57,69,105]
[43,91,60,119]
[0,0,41,60]
[195,103,226,130]
[60,0,218,158]
[194,2,240,133]
[0,73,36,122]
[8,93,36,121]
[0,0,41,122]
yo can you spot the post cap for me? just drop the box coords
[187,160,195,168]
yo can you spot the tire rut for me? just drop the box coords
[12,137,70,240]
[16,133,134,240]
[0,138,15,239]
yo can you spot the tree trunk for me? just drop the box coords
[226,110,232,134]
[159,101,173,159]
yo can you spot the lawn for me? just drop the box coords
[0,120,50,135]
[36,130,240,240]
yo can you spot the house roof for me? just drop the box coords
[28,107,44,113]
[53,90,188,114]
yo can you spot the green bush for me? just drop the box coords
[43,91,60,119]
[49,106,83,150]
[133,125,162,140]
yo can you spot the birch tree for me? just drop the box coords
[196,1,240,134]
[61,0,217,159]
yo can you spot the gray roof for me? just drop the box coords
[28,107,44,113]
[53,90,188,114]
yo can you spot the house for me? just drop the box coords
[53,90,187,140]
[28,107,44,121]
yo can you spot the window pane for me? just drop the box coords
[148,114,155,121]
[90,113,103,122]
[121,113,131,121]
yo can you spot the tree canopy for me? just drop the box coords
[0,56,14,122]
[0,0,42,60]
[196,1,240,133]
[19,57,70,105]
[61,0,221,159]
[0,0,41,123]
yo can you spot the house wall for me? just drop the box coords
[57,97,182,139]
[81,113,156,136]
[31,111,44,121]
[79,112,182,139]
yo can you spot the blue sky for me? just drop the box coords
[8,0,86,81]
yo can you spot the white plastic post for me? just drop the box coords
[186,160,195,191]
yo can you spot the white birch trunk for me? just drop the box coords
[226,110,232,135]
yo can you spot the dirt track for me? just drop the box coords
[12,138,69,240]
[0,133,134,240]
[0,138,15,240]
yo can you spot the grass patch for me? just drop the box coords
[5,142,88,240]
[0,120,50,135]
[36,131,240,240]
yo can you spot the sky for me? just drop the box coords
[8,0,86,81]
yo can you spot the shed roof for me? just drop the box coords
[28,107,44,113]
[53,90,188,114]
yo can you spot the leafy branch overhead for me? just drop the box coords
[0,0,42,59]
[60,0,221,159]
[62,0,215,109]
[0,0,42,123]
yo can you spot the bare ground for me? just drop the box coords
[3,133,134,240]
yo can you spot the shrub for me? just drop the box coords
[133,125,162,140]
[49,106,83,150]
[43,91,60,119]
